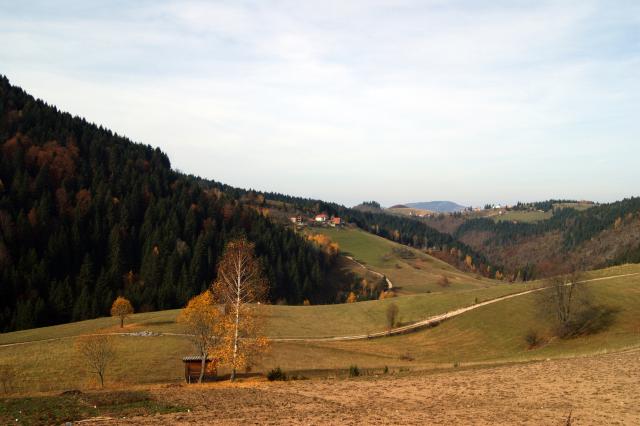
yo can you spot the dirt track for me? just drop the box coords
[273,272,640,342]
[87,348,639,425]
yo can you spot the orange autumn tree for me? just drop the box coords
[178,290,223,383]
[307,234,339,257]
[212,238,270,381]
[110,296,134,328]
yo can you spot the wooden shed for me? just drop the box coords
[182,356,218,383]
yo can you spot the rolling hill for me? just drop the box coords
[424,198,640,280]
[0,264,637,394]
[308,227,495,294]
[405,201,467,213]
[0,76,499,332]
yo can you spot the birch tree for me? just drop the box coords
[212,238,269,381]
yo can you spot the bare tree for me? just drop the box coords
[549,271,582,326]
[541,270,615,338]
[75,335,116,388]
[212,238,268,381]
[550,274,579,324]
[386,303,399,331]
[178,290,222,383]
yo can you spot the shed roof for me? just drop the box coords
[182,355,213,362]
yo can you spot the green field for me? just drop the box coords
[1,264,638,393]
[473,202,595,223]
[492,210,552,223]
[308,226,495,293]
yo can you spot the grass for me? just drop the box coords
[303,268,640,367]
[307,226,496,293]
[0,390,185,425]
[0,264,638,394]
[0,283,534,344]
[386,207,433,217]
[479,202,594,223]
[492,210,552,223]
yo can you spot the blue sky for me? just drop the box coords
[1,1,639,207]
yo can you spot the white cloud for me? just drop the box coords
[1,0,638,206]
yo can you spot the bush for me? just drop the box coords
[437,275,450,287]
[386,303,399,329]
[524,329,542,348]
[267,367,287,381]
[392,247,416,259]
[348,365,360,377]
[399,353,414,361]
[556,304,618,339]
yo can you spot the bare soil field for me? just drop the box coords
[83,348,639,425]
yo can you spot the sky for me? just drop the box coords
[1,0,639,207]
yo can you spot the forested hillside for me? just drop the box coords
[0,76,336,331]
[250,194,497,278]
[447,199,640,279]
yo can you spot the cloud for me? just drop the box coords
[0,0,638,205]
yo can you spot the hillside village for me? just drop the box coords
[290,213,342,227]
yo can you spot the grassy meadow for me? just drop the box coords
[491,210,552,223]
[0,264,638,394]
[308,226,495,293]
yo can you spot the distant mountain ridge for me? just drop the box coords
[405,201,467,213]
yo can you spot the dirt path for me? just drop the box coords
[273,272,640,342]
[344,255,394,289]
[83,347,640,425]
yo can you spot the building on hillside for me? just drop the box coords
[330,216,341,226]
[315,213,329,222]
[182,356,218,383]
[289,215,303,224]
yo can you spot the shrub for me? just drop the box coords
[556,304,619,338]
[437,275,450,287]
[379,290,396,300]
[348,365,360,377]
[267,367,287,381]
[399,353,414,361]
[524,329,542,348]
[383,366,389,374]
[392,247,416,259]
[386,303,399,330]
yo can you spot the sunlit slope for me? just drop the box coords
[311,227,495,293]
[287,265,640,369]
[0,283,533,345]
[0,264,638,393]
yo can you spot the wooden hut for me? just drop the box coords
[182,356,217,383]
